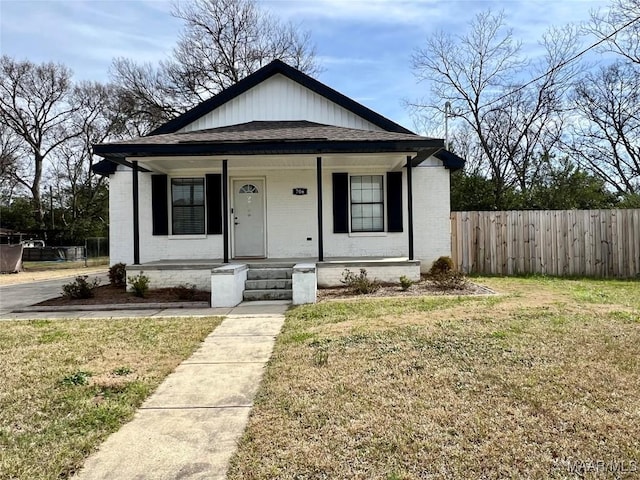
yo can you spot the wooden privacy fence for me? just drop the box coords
[450,209,640,278]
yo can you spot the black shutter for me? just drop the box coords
[206,174,223,234]
[387,171,403,232]
[151,174,168,235]
[332,172,349,233]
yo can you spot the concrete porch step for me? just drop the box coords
[246,262,296,269]
[245,279,292,290]
[247,268,292,280]
[243,289,293,301]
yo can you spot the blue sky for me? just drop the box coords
[0,0,610,131]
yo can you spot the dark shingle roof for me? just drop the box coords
[93,120,445,159]
[104,121,436,146]
[91,121,467,174]
[91,121,471,173]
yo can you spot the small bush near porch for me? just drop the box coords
[0,316,221,479]
[228,277,639,479]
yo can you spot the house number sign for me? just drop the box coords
[292,188,308,195]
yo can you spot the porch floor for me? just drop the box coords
[128,257,422,291]
[136,257,417,268]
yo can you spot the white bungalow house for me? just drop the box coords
[93,60,464,306]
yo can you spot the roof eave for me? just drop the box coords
[434,149,466,171]
[93,138,444,160]
[90,156,153,176]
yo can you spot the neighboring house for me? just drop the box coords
[93,60,464,305]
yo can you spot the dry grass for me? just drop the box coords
[0,261,108,286]
[21,257,109,271]
[228,276,640,479]
[0,316,222,480]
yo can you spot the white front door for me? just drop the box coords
[232,179,265,258]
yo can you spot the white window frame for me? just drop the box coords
[348,174,386,235]
[169,177,206,237]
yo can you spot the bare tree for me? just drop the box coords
[111,0,320,133]
[410,11,579,208]
[588,0,640,64]
[0,56,84,228]
[562,0,640,197]
[169,0,319,100]
[109,59,184,135]
[566,62,639,195]
[49,82,118,238]
[0,127,23,202]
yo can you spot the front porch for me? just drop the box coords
[126,257,421,305]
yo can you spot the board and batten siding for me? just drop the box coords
[451,209,640,278]
[179,74,385,133]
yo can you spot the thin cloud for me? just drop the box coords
[0,0,614,128]
[267,0,448,26]
[316,55,381,66]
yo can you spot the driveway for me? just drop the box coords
[0,272,107,316]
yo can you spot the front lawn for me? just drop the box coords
[228,277,639,479]
[0,316,221,480]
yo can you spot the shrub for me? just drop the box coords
[431,271,468,290]
[108,262,127,287]
[399,275,414,291]
[62,276,100,299]
[128,272,150,298]
[429,256,454,275]
[341,268,380,295]
[172,283,197,300]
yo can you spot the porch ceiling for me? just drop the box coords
[136,152,414,174]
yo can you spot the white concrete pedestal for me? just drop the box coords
[211,264,248,307]
[292,263,317,305]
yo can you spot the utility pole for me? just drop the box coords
[444,101,451,150]
[50,185,54,231]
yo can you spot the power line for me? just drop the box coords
[475,14,640,112]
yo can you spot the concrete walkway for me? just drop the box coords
[0,301,289,321]
[73,303,287,480]
[1,275,289,478]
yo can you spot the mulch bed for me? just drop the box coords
[36,277,493,307]
[317,276,494,301]
[36,285,210,306]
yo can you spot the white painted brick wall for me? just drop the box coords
[413,165,452,272]
[109,167,134,265]
[138,173,224,263]
[322,168,408,258]
[109,158,452,270]
[126,267,213,291]
[261,170,317,258]
[109,168,224,266]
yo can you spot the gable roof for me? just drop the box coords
[149,60,414,136]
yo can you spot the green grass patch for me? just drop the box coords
[0,316,222,480]
[287,295,502,326]
[228,277,640,479]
